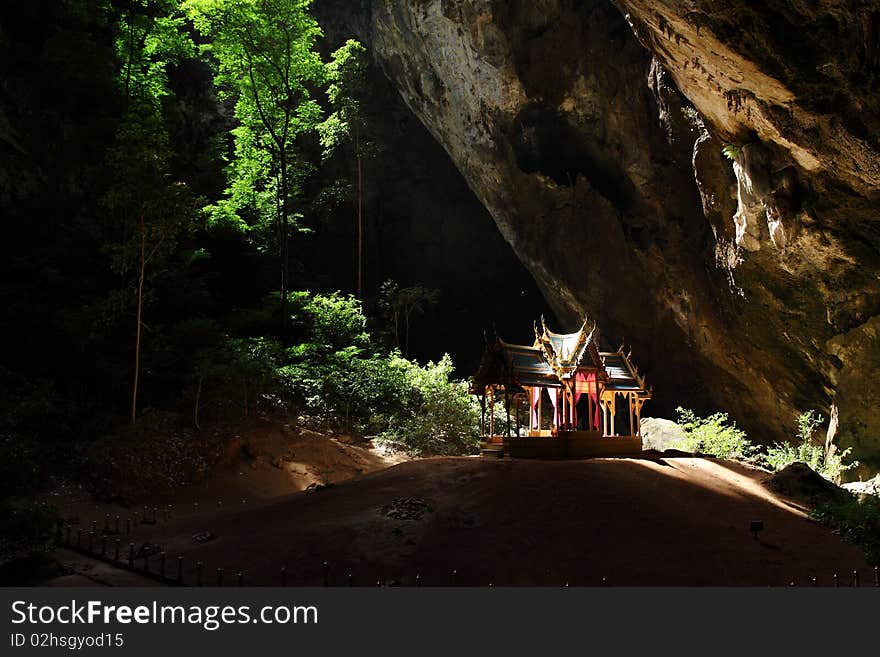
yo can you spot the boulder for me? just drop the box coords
[640,417,687,452]
[766,463,846,506]
[841,474,880,498]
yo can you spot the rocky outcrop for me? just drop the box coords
[326,0,880,474]
[640,417,687,452]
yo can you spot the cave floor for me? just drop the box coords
[53,454,873,587]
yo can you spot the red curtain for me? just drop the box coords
[575,372,600,429]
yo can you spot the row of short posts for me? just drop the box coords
[58,513,880,586]
[292,566,880,587]
[57,505,184,585]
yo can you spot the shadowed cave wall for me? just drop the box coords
[317,0,880,475]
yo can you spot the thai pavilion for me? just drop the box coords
[470,318,651,458]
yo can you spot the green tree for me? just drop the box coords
[320,39,370,298]
[103,0,200,423]
[185,0,327,325]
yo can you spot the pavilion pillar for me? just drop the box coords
[558,390,564,429]
[564,389,569,430]
[537,389,543,431]
[515,394,521,437]
[636,398,643,437]
[610,393,616,437]
[628,393,635,437]
[594,375,600,433]
[505,388,511,438]
[586,384,593,431]
[489,389,495,437]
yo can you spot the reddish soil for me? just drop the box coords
[106,455,872,587]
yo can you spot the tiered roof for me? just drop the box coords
[601,347,651,397]
[470,319,651,399]
[533,317,602,378]
[470,337,561,393]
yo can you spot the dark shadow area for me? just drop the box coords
[511,102,634,210]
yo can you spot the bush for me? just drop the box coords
[763,410,858,481]
[672,407,755,459]
[269,292,478,454]
[189,336,284,425]
[379,354,480,455]
[811,494,880,565]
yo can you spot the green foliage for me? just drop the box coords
[673,407,755,459]
[811,495,880,565]
[674,408,859,483]
[319,39,368,157]
[721,143,741,161]
[185,0,326,249]
[170,291,477,455]
[114,0,195,107]
[190,336,284,425]
[764,410,858,481]
[379,354,481,456]
[292,291,369,349]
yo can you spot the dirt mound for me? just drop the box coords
[766,463,845,505]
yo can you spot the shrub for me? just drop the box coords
[672,407,755,459]
[379,354,480,455]
[279,347,410,432]
[275,292,478,453]
[763,410,858,481]
[811,494,880,565]
[290,291,369,350]
[189,336,284,425]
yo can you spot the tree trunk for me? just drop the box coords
[404,310,411,357]
[193,375,202,431]
[356,128,364,299]
[279,153,288,329]
[131,214,146,424]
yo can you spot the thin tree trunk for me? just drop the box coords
[404,310,410,357]
[124,22,135,104]
[279,154,288,329]
[131,215,146,424]
[356,128,363,299]
[193,375,202,431]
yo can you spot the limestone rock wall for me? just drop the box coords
[342,0,880,473]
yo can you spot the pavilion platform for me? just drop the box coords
[479,431,643,459]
